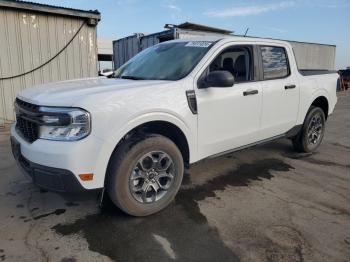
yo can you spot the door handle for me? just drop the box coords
[243,89,258,96]
[285,84,296,89]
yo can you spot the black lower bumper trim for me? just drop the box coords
[11,136,94,193]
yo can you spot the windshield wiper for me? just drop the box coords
[119,75,145,80]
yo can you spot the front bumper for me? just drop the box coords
[11,136,87,192]
[10,124,106,191]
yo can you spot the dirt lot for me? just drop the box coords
[0,92,349,262]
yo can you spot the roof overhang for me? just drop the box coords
[165,22,233,35]
[0,0,101,21]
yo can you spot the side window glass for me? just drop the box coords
[261,46,289,79]
[208,47,253,82]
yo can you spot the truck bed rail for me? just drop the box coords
[299,70,337,76]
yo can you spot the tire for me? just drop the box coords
[292,106,326,153]
[106,134,184,216]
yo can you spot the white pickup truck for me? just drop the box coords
[11,36,338,216]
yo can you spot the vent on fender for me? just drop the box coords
[186,90,197,114]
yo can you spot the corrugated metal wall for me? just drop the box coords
[289,41,336,70]
[113,33,162,69]
[113,35,142,69]
[141,34,161,49]
[0,8,98,125]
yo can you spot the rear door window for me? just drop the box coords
[260,46,289,80]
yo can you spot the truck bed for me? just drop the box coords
[299,70,338,76]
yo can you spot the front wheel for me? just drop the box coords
[106,134,184,216]
[292,106,326,153]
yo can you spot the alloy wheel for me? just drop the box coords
[129,151,175,203]
[307,113,323,145]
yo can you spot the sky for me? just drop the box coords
[34,0,350,69]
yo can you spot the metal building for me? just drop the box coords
[97,38,114,72]
[113,22,232,69]
[113,22,336,71]
[0,0,101,125]
[288,40,336,70]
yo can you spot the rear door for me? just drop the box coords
[258,45,299,139]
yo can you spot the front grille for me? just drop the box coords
[16,98,40,112]
[15,99,40,143]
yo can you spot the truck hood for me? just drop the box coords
[18,77,170,106]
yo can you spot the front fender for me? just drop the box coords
[92,112,196,188]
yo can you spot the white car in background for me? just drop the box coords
[99,68,114,77]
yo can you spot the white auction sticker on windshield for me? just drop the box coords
[185,41,213,48]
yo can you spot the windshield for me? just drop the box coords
[114,41,215,81]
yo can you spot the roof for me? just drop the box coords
[169,35,291,46]
[0,0,101,20]
[169,35,335,50]
[234,34,336,47]
[166,22,233,35]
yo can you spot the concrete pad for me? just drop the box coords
[0,92,349,262]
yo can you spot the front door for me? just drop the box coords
[196,45,263,159]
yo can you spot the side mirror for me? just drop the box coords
[199,70,234,88]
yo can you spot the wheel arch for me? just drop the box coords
[112,120,191,168]
[310,96,329,119]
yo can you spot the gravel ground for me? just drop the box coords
[0,91,349,262]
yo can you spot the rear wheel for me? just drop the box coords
[292,106,326,153]
[106,134,184,216]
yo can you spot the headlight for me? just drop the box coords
[38,107,91,141]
